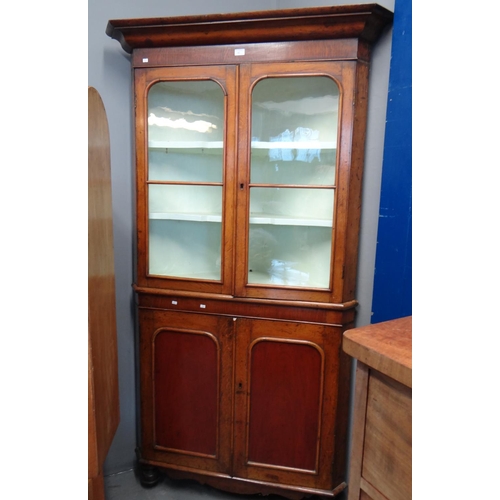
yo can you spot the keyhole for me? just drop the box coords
[240,183,244,190]
[238,382,243,389]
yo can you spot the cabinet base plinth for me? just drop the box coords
[138,461,346,499]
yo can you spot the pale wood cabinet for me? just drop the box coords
[106,5,392,498]
[343,316,412,500]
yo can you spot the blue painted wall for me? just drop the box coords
[371,0,412,323]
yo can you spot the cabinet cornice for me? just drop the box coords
[106,4,393,54]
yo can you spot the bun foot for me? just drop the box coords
[138,463,162,488]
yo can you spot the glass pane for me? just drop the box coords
[248,224,332,288]
[250,76,339,185]
[148,80,224,183]
[248,187,333,288]
[149,219,222,280]
[149,149,222,183]
[247,75,338,289]
[148,185,222,280]
[250,188,334,227]
[146,79,225,281]
[149,185,222,217]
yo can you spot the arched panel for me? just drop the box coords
[153,328,219,456]
[247,338,324,472]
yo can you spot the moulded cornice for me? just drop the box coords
[106,4,393,54]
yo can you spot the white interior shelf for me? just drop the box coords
[251,141,336,149]
[250,214,332,227]
[149,212,332,227]
[149,140,224,151]
[149,270,221,281]
[149,212,222,222]
[247,270,328,288]
[148,140,336,152]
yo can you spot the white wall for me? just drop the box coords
[88,0,394,475]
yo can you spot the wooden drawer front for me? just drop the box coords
[362,371,412,500]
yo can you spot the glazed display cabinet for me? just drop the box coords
[106,5,392,498]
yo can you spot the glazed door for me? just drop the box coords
[232,317,343,491]
[134,66,237,294]
[139,309,234,474]
[235,62,356,303]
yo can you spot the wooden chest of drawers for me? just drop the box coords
[343,316,412,500]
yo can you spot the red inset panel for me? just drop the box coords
[248,340,323,471]
[154,329,218,456]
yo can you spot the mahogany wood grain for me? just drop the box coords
[154,329,218,455]
[88,86,120,500]
[135,287,357,326]
[132,40,362,69]
[233,319,346,492]
[331,332,353,488]
[340,61,369,301]
[139,309,234,474]
[107,5,393,53]
[247,340,323,471]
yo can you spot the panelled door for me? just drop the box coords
[232,317,343,491]
[139,309,235,474]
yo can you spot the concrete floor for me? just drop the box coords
[104,469,347,500]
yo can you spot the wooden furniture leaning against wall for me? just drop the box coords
[88,86,120,500]
[106,5,393,499]
[343,316,412,500]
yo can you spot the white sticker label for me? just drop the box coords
[200,304,206,309]
[142,58,149,63]
[234,49,245,56]
[172,300,177,305]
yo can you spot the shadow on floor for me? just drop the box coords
[104,468,347,500]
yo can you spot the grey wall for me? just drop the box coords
[88,0,394,476]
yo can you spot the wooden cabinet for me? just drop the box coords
[106,5,392,498]
[343,316,412,500]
